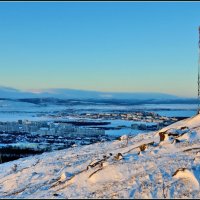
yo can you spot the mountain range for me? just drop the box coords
[0,86,186,100]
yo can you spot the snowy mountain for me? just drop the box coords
[1,114,200,198]
[31,88,179,100]
[0,87,35,99]
[0,86,180,100]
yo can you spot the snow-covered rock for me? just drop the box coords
[1,114,200,198]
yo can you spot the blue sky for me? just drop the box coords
[0,2,199,97]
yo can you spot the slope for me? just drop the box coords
[0,114,200,198]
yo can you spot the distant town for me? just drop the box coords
[77,111,178,124]
[0,111,179,163]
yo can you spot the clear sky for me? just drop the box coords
[0,2,199,97]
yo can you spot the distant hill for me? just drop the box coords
[0,86,36,99]
[0,86,181,100]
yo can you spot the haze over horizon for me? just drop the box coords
[0,2,199,97]
[0,85,194,99]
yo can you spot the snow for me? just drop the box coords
[160,113,200,131]
[1,114,200,198]
[106,128,143,137]
[0,100,68,122]
[173,169,199,191]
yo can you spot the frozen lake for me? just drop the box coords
[154,110,196,117]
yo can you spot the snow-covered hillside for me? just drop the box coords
[1,114,200,198]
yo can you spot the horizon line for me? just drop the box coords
[0,85,196,99]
